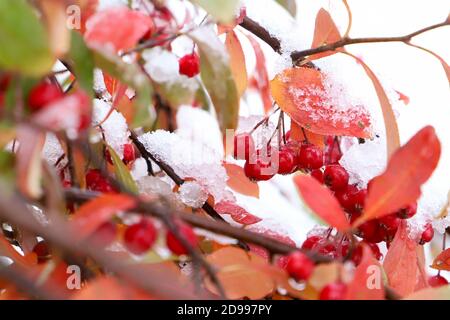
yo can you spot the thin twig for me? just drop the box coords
[290,19,449,63]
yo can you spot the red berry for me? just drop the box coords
[323,165,349,191]
[233,133,254,161]
[85,169,116,193]
[397,202,417,219]
[301,235,322,251]
[244,159,275,181]
[419,223,434,245]
[32,241,51,263]
[428,275,448,287]
[166,223,198,255]
[124,220,157,255]
[277,148,296,175]
[310,169,324,184]
[91,222,117,247]
[285,251,315,281]
[318,243,338,258]
[358,220,383,243]
[28,82,64,112]
[335,184,359,211]
[122,143,136,164]
[298,144,323,170]
[379,214,400,232]
[179,53,200,78]
[319,282,347,300]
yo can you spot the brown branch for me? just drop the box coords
[64,187,331,263]
[0,188,207,300]
[239,16,281,53]
[290,19,449,63]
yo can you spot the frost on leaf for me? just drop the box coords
[271,67,371,138]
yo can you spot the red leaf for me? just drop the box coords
[431,248,450,271]
[383,221,429,297]
[271,67,371,138]
[294,175,350,232]
[246,34,272,113]
[71,194,136,239]
[214,201,262,225]
[346,244,385,300]
[224,162,259,198]
[355,126,441,225]
[84,7,154,52]
[310,8,341,60]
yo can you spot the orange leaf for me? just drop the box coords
[84,7,154,52]
[0,235,35,267]
[405,286,450,300]
[355,126,441,225]
[224,162,259,198]
[290,121,325,149]
[246,34,272,113]
[205,247,274,299]
[407,43,450,84]
[346,244,385,300]
[383,221,429,297]
[271,67,371,138]
[294,175,350,232]
[71,194,136,239]
[310,8,341,60]
[225,30,248,97]
[72,276,151,300]
[431,248,450,271]
[39,0,70,57]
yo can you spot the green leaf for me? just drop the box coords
[276,0,297,17]
[155,77,198,109]
[0,0,54,76]
[106,146,139,194]
[191,0,240,24]
[69,32,95,97]
[93,50,153,128]
[0,150,15,183]
[189,27,239,133]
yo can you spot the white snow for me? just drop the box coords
[138,130,233,203]
[142,47,180,83]
[92,99,129,158]
[178,181,208,208]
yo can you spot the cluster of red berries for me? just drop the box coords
[123,219,198,256]
[283,250,349,300]
[85,169,117,193]
[179,53,200,78]
[233,132,324,181]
